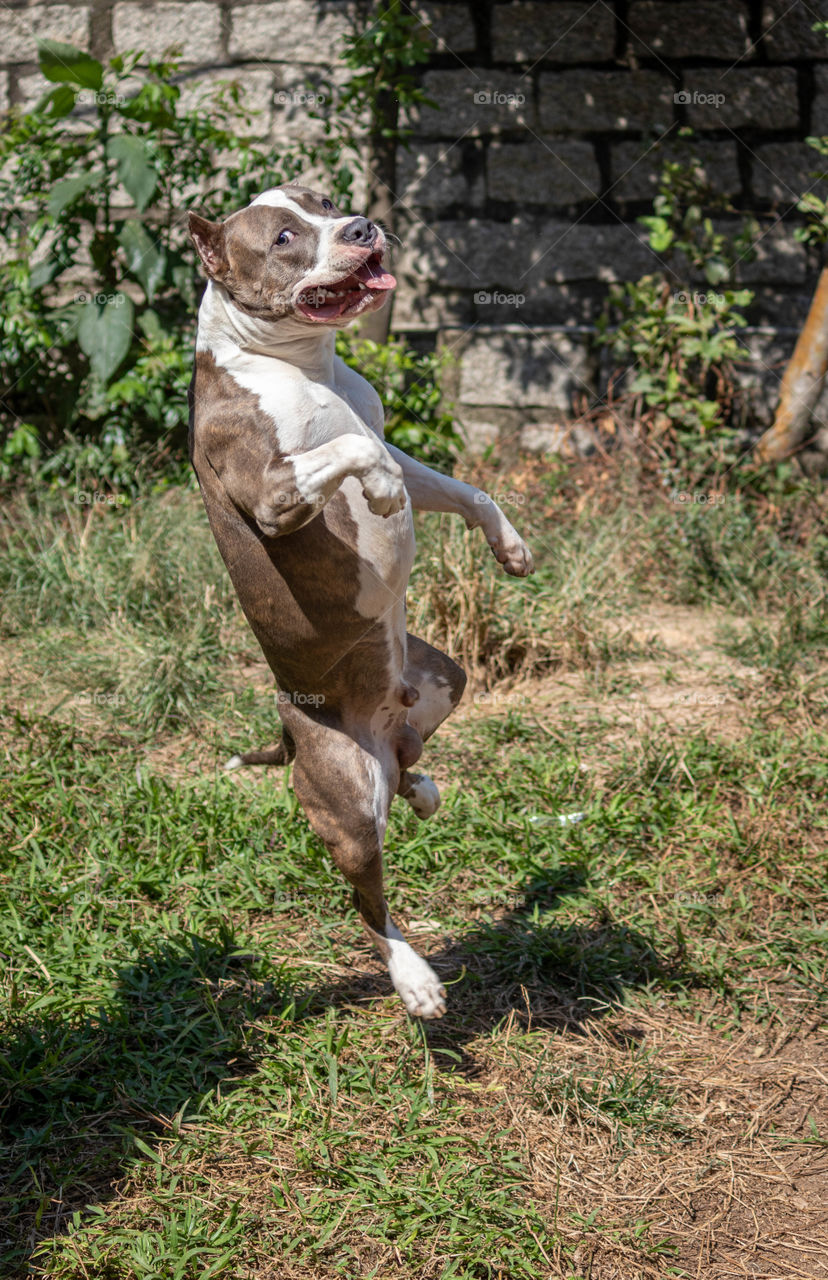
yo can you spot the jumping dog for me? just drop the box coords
[188,184,533,1018]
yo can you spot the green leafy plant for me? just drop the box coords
[337,334,459,470]
[598,150,757,453]
[304,0,435,209]
[0,40,301,489]
[792,22,828,245]
[1,25,459,491]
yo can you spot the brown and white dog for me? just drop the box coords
[188,184,533,1019]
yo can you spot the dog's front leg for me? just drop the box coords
[288,433,407,522]
[385,445,534,577]
[212,431,407,536]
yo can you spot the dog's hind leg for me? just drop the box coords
[224,729,296,772]
[287,710,446,1019]
[396,634,466,819]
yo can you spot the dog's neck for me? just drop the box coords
[197,280,336,380]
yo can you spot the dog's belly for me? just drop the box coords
[202,474,414,711]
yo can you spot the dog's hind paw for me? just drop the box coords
[223,754,244,772]
[402,773,441,820]
[387,942,447,1019]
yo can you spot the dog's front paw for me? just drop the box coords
[489,532,534,577]
[361,460,407,518]
[387,943,447,1019]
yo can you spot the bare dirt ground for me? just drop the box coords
[474,1003,828,1280]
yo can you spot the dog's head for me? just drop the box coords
[188,184,396,327]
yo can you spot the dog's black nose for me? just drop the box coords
[341,217,377,246]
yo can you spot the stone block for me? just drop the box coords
[15,69,109,132]
[610,138,740,203]
[491,2,615,63]
[534,219,663,283]
[493,281,608,326]
[682,68,798,131]
[229,1,349,64]
[268,65,348,144]
[415,69,532,137]
[628,2,750,61]
[539,70,674,133]
[0,72,7,114]
[519,421,596,455]
[397,143,477,209]
[391,288,474,329]
[732,329,796,428]
[458,418,501,452]
[411,3,476,54]
[174,67,274,136]
[732,221,811,286]
[488,138,600,205]
[746,288,814,331]
[457,328,597,410]
[752,142,825,207]
[763,0,828,59]
[113,3,222,62]
[810,66,828,137]
[16,68,75,118]
[396,216,664,293]
[394,219,507,290]
[5,5,90,61]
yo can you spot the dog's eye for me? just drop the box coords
[321,200,334,212]
[275,229,295,246]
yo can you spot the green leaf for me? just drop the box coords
[137,308,163,341]
[106,135,158,211]
[77,293,135,383]
[704,258,730,286]
[118,220,166,301]
[37,39,103,90]
[56,301,86,340]
[29,258,63,289]
[34,84,78,118]
[47,172,98,217]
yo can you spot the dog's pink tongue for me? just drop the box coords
[355,261,396,290]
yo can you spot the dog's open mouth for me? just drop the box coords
[297,252,396,322]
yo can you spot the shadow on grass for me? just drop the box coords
[317,864,700,1066]
[0,930,301,1276]
[0,873,699,1272]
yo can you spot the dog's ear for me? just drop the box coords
[188,212,229,280]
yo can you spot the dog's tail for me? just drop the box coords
[223,735,295,772]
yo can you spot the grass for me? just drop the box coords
[0,460,827,1278]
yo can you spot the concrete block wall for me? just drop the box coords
[2,0,826,452]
